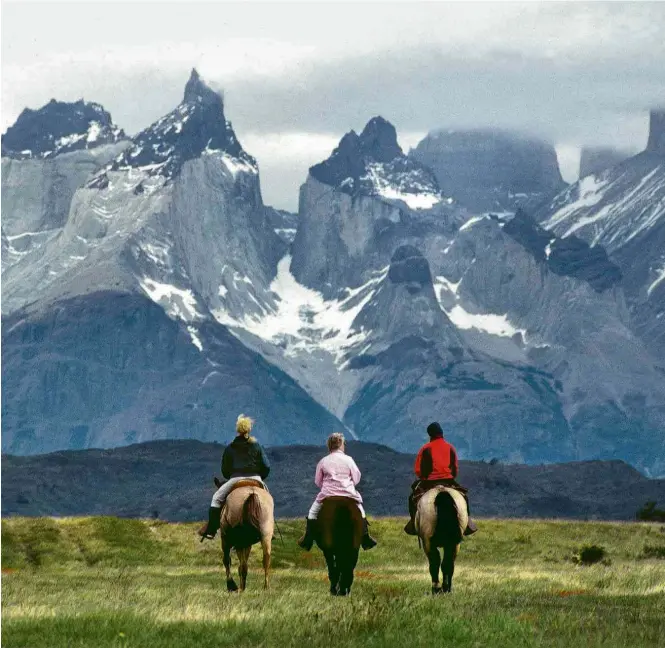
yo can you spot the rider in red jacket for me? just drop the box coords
[404,422,477,536]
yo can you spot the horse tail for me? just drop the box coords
[334,504,355,550]
[242,491,261,529]
[434,490,463,546]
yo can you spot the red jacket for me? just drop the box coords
[414,436,458,480]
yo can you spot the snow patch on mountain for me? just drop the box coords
[218,152,258,177]
[138,278,203,323]
[363,162,442,210]
[447,305,525,338]
[459,215,487,232]
[545,174,609,232]
[648,263,665,297]
[214,255,388,365]
[434,274,462,298]
[434,269,526,340]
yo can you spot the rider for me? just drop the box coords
[198,414,271,541]
[404,422,477,536]
[297,432,377,551]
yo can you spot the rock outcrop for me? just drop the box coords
[646,108,665,155]
[410,129,566,213]
[536,110,665,358]
[579,147,632,178]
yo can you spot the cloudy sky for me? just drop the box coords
[3,1,665,209]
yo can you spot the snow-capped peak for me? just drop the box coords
[309,116,443,211]
[1,99,126,160]
[92,69,255,183]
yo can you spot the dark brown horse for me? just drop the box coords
[416,486,468,594]
[315,496,363,596]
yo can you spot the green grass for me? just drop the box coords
[2,517,665,647]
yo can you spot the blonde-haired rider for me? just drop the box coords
[198,414,271,540]
[297,432,377,551]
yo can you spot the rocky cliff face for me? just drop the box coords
[223,117,665,473]
[410,129,565,213]
[1,70,343,454]
[646,109,665,154]
[1,293,342,454]
[535,110,665,359]
[1,99,128,263]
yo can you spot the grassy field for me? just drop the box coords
[2,516,664,648]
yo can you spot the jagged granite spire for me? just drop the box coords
[309,116,442,209]
[95,69,254,182]
[183,68,222,106]
[646,108,665,155]
[1,99,125,159]
[358,116,403,162]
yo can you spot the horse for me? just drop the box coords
[218,480,275,592]
[416,486,468,594]
[315,496,363,596]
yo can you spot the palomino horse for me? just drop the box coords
[416,486,468,594]
[219,480,275,592]
[315,496,363,596]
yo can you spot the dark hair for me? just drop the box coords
[427,422,444,438]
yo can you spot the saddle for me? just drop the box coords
[213,476,267,493]
[411,479,467,510]
[228,478,266,494]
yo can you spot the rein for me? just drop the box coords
[274,519,285,546]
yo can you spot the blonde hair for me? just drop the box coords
[236,414,256,442]
[327,432,345,452]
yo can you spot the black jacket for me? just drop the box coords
[221,436,271,480]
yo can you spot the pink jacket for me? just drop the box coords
[314,450,364,504]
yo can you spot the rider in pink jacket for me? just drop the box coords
[297,432,377,551]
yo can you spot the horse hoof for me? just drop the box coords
[330,587,339,596]
[432,586,443,595]
[227,579,238,592]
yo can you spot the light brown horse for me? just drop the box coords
[416,486,468,594]
[219,482,275,592]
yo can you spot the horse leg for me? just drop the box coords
[441,543,459,593]
[427,545,442,595]
[261,534,272,590]
[237,547,251,592]
[322,549,339,596]
[222,537,238,592]
[338,548,359,596]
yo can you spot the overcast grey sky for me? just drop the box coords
[3,1,665,210]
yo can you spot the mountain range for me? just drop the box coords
[3,440,664,521]
[2,70,664,476]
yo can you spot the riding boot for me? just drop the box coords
[198,506,221,542]
[361,518,377,550]
[297,518,316,551]
[462,493,478,535]
[404,493,418,535]
[464,519,478,536]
